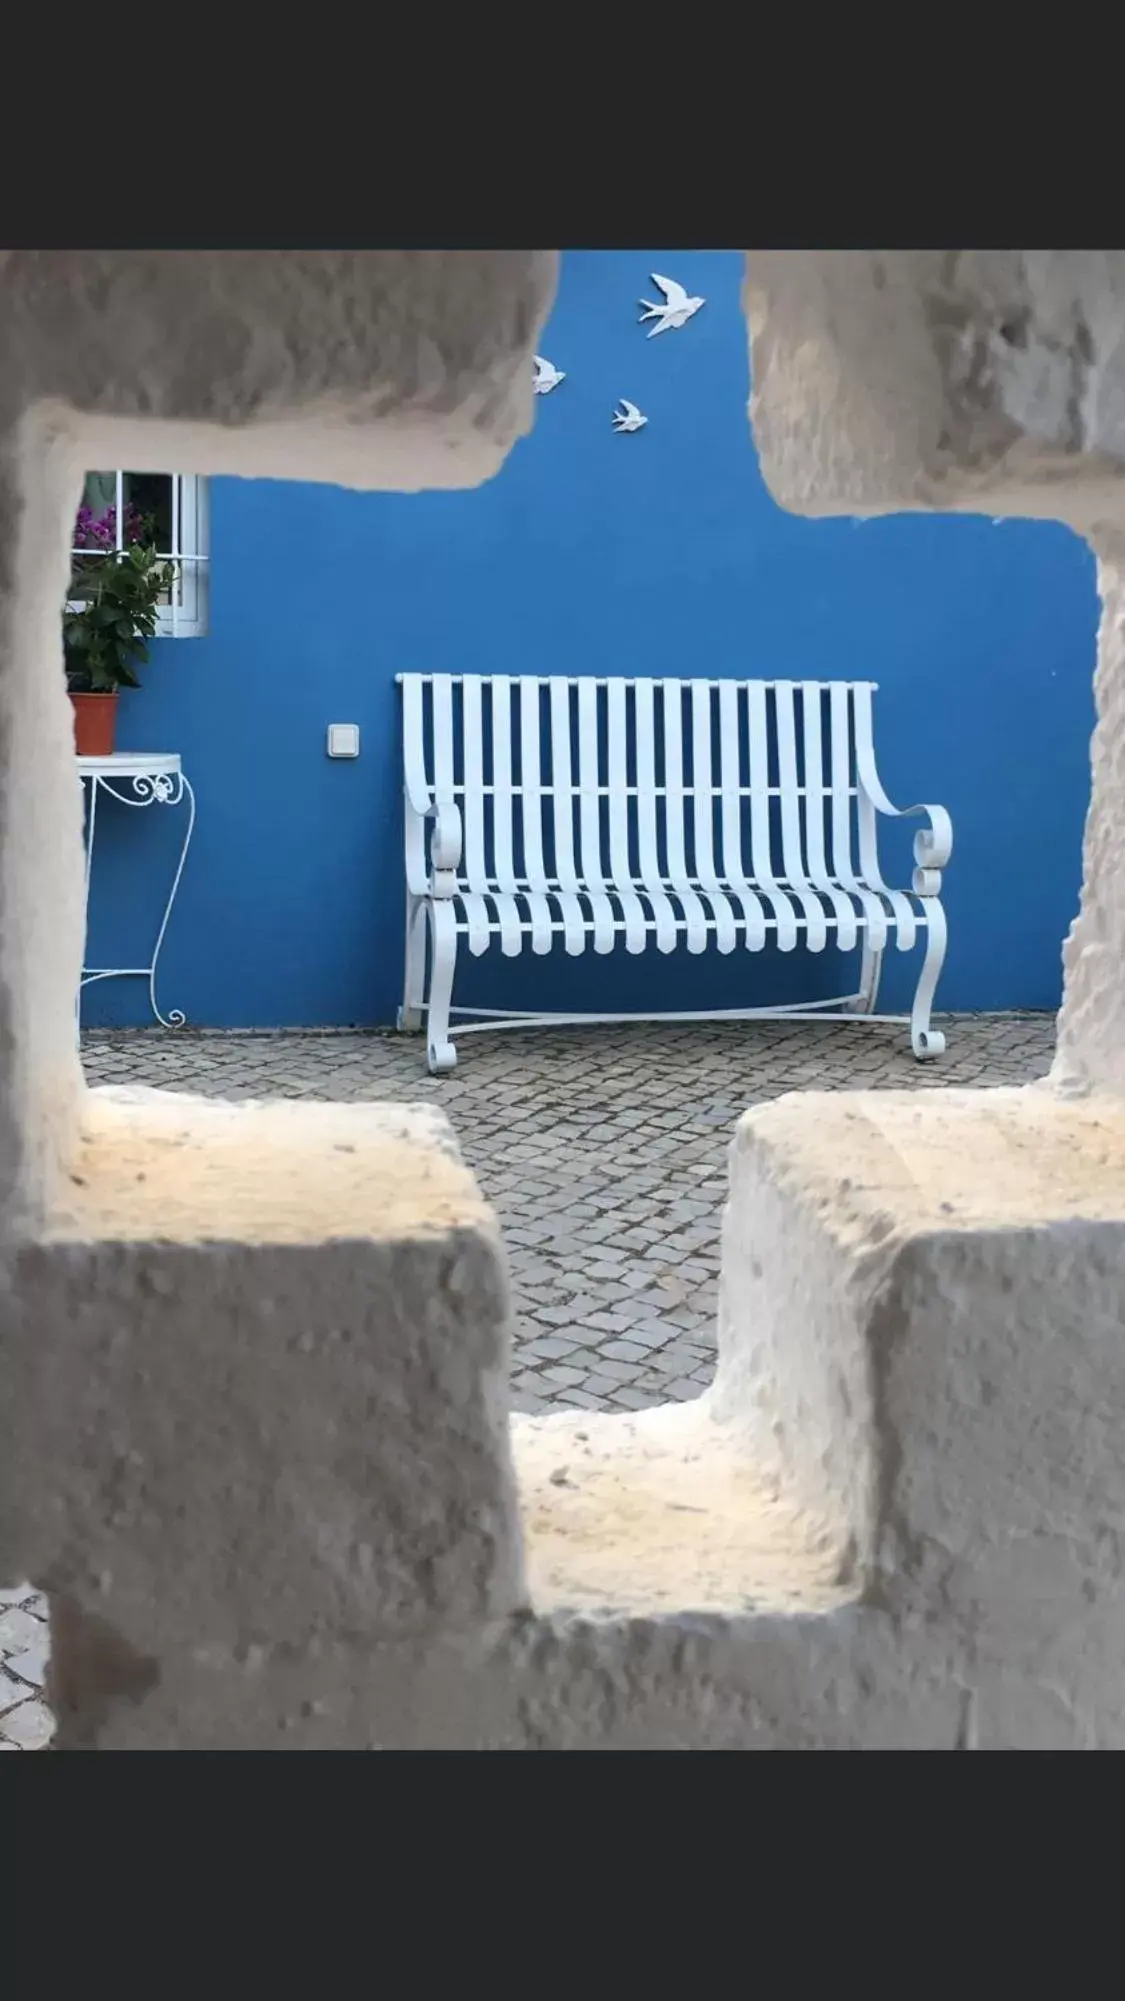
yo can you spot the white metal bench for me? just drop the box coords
[398,673,952,1075]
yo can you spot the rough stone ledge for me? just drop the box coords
[43,1589,1106,1749]
[711,1084,1125,1729]
[47,1604,968,1751]
[0,1089,525,1662]
[13,1079,1125,1747]
[511,1401,857,1621]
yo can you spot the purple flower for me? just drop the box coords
[73,493,156,553]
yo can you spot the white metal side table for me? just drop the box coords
[78,752,196,1028]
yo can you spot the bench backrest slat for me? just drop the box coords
[634,681,662,891]
[801,682,830,888]
[775,684,806,886]
[829,682,857,887]
[746,682,775,885]
[691,682,719,889]
[402,673,429,894]
[547,678,577,891]
[490,676,516,893]
[606,680,633,889]
[462,675,487,892]
[432,673,456,806]
[662,681,690,886]
[718,682,744,883]
[520,678,548,890]
[577,679,604,884]
[852,681,883,887]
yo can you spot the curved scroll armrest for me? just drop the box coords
[401,673,462,892]
[428,798,462,873]
[909,804,953,877]
[403,761,432,819]
[853,687,952,896]
[404,733,462,857]
[866,781,952,896]
[404,770,462,894]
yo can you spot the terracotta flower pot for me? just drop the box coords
[70,691,118,756]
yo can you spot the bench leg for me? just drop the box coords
[397,894,426,1032]
[910,902,947,1060]
[426,902,458,1074]
[850,941,884,1015]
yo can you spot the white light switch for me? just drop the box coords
[327,723,360,759]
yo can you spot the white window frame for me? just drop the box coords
[69,471,210,639]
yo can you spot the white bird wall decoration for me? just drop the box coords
[638,273,705,338]
[612,399,648,433]
[532,355,566,394]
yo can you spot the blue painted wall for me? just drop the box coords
[82,249,1098,1030]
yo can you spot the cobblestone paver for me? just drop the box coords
[1,1011,1054,1745]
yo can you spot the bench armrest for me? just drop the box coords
[406,770,461,854]
[404,774,462,895]
[853,687,952,895]
[863,778,952,896]
[427,797,462,873]
[402,682,462,887]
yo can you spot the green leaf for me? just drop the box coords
[60,532,177,693]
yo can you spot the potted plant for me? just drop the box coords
[63,500,175,756]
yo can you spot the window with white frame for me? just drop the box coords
[72,471,209,638]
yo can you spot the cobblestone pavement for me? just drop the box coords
[1,1011,1054,1746]
[79,1013,1055,1414]
[0,1589,52,1751]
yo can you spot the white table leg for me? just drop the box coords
[78,765,195,1030]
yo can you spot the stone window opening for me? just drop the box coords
[4,406,863,1738]
[2,249,1124,1748]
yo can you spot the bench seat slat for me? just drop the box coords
[443,885,938,938]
